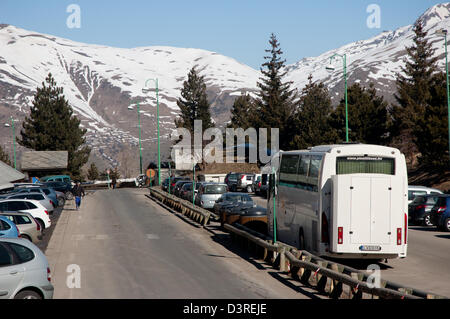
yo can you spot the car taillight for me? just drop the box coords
[258,182,261,187]
[337,227,343,244]
[47,267,51,282]
[241,175,245,180]
[415,205,425,210]
[33,217,41,231]
[397,228,402,245]
[404,213,408,245]
[15,225,21,238]
[44,210,49,215]
[321,213,329,244]
[437,206,447,213]
[50,200,55,207]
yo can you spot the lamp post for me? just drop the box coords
[4,116,16,169]
[142,78,161,185]
[128,103,143,175]
[436,29,450,163]
[326,53,349,142]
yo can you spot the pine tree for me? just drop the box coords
[414,71,449,167]
[390,19,438,164]
[87,162,99,181]
[255,33,299,150]
[329,82,389,144]
[18,73,91,180]
[175,67,213,133]
[0,145,12,167]
[229,93,256,129]
[289,75,334,149]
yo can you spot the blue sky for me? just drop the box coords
[0,0,445,69]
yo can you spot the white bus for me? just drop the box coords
[267,144,408,260]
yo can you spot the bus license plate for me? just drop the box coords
[359,245,381,251]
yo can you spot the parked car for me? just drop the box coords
[408,185,443,204]
[0,216,21,238]
[185,181,207,203]
[4,187,58,210]
[39,175,71,184]
[0,199,51,230]
[43,181,74,200]
[213,193,255,224]
[173,180,192,198]
[252,175,262,195]
[224,173,239,192]
[179,182,193,201]
[195,183,228,210]
[0,238,54,299]
[167,177,190,194]
[430,195,450,232]
[0,212,42,243]
[161,178,170,192]
[408,194,440,226]
[237,173,255,193]
[2,193,55,214]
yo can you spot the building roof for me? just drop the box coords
[21,151,68,171]
[0,160,25,185]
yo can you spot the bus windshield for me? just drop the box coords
[336,156,395,175]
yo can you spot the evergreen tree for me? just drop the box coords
[289,75,334,149]
[390,19,438,164]
[175,67,213,133]
[18,73,91,180]
[414,72,449,167]
[0,145,12,167]
[329,82,389,144]
[87,162,99,181]
[229,93,256,129]
[255,33,299,150]
[109,167,120,180]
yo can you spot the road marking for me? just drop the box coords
[146,234,160,240]
[72,234,85,240]
[95,234,109,240]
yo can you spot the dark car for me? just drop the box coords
[179,182,194,201]
[165,177,189,194]
[430,195,450,232]
[224,173,240,192]
[161,178,170,192]
[43,181,73,200]
[174,180,192,198]
[408,194,440,226]
[213,193,254,224]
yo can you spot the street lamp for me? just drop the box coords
[128,103,143,175]
[142,78,161,185]
[4,116,17,169]
[436,28,450,163]
[326,53,349,142]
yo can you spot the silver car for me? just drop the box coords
[0,238,54,299]
[195,183,228,209]
[0,212,43,243]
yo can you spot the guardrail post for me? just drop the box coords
[299,255,312,285]
[329,264,344,299]
[349,272,363,300]
[315,261,328,293]
[279,247,286,272]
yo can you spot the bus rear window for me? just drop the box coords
[336,156,395,175]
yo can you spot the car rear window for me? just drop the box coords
[204,185,227,194]
[8,243,34,263]
[0,219,11,230]
[15,215,32,225]
[24,202,37,210]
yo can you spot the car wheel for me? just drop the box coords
[444,218,450,232]
[14,290,42,299]
[65,191,73,200]
[423,214,433,227]
[36,218,45,231]
[58,197,65,207]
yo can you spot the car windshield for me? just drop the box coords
[204,185,227,194]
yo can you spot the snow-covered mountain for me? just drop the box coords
[1,3,450,172]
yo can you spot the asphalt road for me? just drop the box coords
[44,188,308,299]
[251,193,450,297]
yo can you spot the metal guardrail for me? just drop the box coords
[148,187,219,226]
[146,187,448,300]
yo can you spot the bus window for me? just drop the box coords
[279,154,299,184]
[336,157,395,175]
[297,155,309,184]
[307,155,322,191]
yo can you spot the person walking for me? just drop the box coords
[72,181,85,211]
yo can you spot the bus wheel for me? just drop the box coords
[299,229,305,251]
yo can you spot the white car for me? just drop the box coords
[408,185,443,204]
[3,192,55,214]
[0,238,54,299]
[0,199,51,230]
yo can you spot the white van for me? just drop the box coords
[268,144,408,260]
